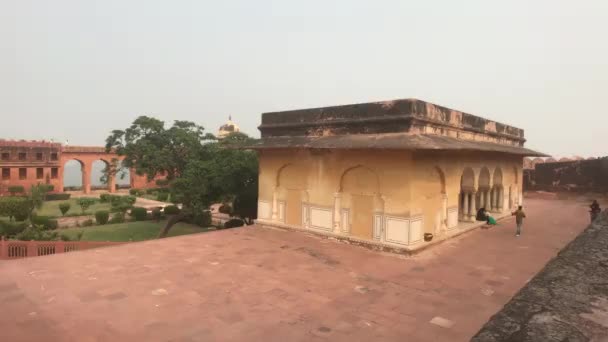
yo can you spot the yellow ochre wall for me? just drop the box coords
[258,148,523,246]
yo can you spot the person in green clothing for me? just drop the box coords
[511,205,526,236]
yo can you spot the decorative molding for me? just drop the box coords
[385,215,410,245]
[309,206,333,231]
[257,200,271,220]
[373,214,383,241]
[341,209,350,233]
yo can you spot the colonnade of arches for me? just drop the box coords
[459,166,519,222]
[267,161,521,244]
[62,158,130,193]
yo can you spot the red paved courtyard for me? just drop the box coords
[0,197,591,342]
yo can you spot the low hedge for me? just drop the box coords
[129,189,145,196]
[131,207,148,221]
[0,220,28,237]
[188,210,211,227]
[95,210,110,225]
[31,215,58,230]
[163,205,180,215]
[152,208,162,221]
[156,192,169,201]
[109,213,125,224]
[45,193,71,201]
[8,185,25,194]
[224,218,244,229]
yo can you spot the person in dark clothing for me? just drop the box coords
[590,200,601,222]
[476,207,488,222]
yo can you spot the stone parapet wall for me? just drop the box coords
[524,157,608,192]
[472,211,608,342]
[259,98,526,146]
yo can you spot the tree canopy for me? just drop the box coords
[106,116,258,237]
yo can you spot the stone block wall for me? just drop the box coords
[472,210,608,341]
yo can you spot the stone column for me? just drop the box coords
[498,186,504,212]
[108,174,116,193]
[484,190,490,209]
[57,165,65,193]
[333,192,342,233]
[82,163,91,194]
[462,192,469,222]
[469,192,476,222]
[490,188,496,211]
[271,189,278,221]
[441,194,448,230]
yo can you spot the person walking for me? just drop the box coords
[511,205,526,237]
[590,200,601,223]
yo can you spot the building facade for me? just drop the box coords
[250,99,544,251]
[0,140,158,195]
[0,140,62,194]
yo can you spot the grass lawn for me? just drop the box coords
[36,199,111,217]
[56,220,211,242]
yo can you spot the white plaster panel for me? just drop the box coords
[447,207,459,229]
[309,207,333,231]
[385,216,409,245]
[341,209,350,233]
[257,201,271,220]
[409,216,423,244]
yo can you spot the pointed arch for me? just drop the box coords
[339,165,380,195]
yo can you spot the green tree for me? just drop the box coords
[106,118,259,238]
[77,198,97,214]
[26,184,51,221]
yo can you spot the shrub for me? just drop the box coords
[163,205,180,215]
[219,204,233,215]
[129,189,145,196]
[152,208,162,221]
[131,207,148,221]
[105,194,122,204]
[43,184,55,192]
[155,179,169,187]
[81,219,94,227]
[8,185,25,195]
[95,210,110,225]
[14,211,29,222]
[45,193,71,201]
[125,196,137,205]
[0,197,30,221]
[15,226,59,241]
[59,202,71,216]
[46,219,58,230]
[224,218,244,229]
[109,213,125,224]
[156,192,169,202]
[31,215,58,230]
[0,220,27,237]
[190,210,211,227]
[77,197,97,214]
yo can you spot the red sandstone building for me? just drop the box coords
[0,140,155,195]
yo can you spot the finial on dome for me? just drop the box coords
[229,115,232,121]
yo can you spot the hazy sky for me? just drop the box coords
[2,0,606,157]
